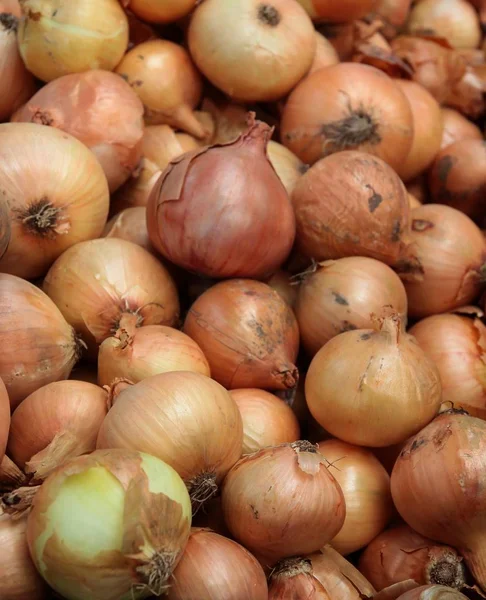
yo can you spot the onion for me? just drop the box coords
[18,0,129,82]
[266,269,297,307]
[125,0,196,23]
[7,380,108,481]
[406,0,481,49]
[0,198,10,261]
[306,314,442,447]
[318,439,393,555]
[358,525,466,591]
[394,586,469,600]
[408,193,422,210]
[291,150,410,266]
[98,324,210,387]
[200,97,248,145]
[27,449,192,598]
[296,0,377,22]
[12,71,144,193]
[267,140,308,197]
[268,546,376,599]
[183,279,299,390]
[0,379,9,467]
[295,257,408,356]
[221,441,345,564]
[0,274,80,409]
[115,40,205,138]
[391,410,486,593]
[394,80,443,182]
[308,31,340,75]
[97,371,242,508]
[188,0,316,102]
[440,108,482,149]
[396,204,486,318]
[166,528,268,600]
[43,238,179,355]
[0,123,109,279]
[103,207,151,252]
[147,118,296,279]
[428,140,486,224]
[0,517,47,600]
[375,0,413,36]
[280,63,414,171]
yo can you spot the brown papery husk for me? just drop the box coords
[102,207,152,253]
[183,279,299,390]
[0,455,26,492]
[395,585,470,599]
[446,65,485,119]
[201,96,248,144]
[391,411,486,594]
[291,150,411,266]
[440,108,483,150]
[268,546,376,599]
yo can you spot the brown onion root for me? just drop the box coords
[134,551,177,596]
[272,556,313,578]
[20,199,68,237]
[187,471,218,513]
[426,550,466,588]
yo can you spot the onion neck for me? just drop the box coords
[20,198,69,238]
[239,113,273,150]
[378,313,402,344]
[273,363,299,389]
[271,557,312,579]
[116,311,143,335]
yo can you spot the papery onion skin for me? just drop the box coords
[0,274,80,409]
[308,31,340,74]
[167,528,268,600]
[0,378,9,466]
[183,279,299,390]
[291,150,410,266]
[318,439,393,555]
[295,257,408,356]
[0,199,10,261]
[18,0,129,82]
[281,63,414,171]
[188,0,316,102]
[222,441,345,564]
[396,585,469,599]
[98,325,210,387]
[126,0,197,23]
[267,140,308,197]
[440,108,482,150]
[27,449,192,600]
[12,70,144,193]
[43,238,179,355]
[296,0,377,22]
[103,207,152,253]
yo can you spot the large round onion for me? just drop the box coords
[0,379,9,467]
[0,123,109,279]
[281,63,414,171]
[440,108,482,150]
[12,71,144,193]
[0,274,80,409]
[183,279,299,390]
[102,207,152,252]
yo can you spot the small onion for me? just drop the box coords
[7,380,108,481]
[266,269,297,307]
[295,257,408,356]
[281,63,414,171]
[308,31,340,75]
[267,140,307,197]
[183,279,299,390]
[440,108,482,150]
[18,0,129,82]
[0,378,9,466]
[395,586,469,600]
[0,274,80,409]
[306,314,442,447]
[167,528,268,600]
[43,238,179,354]
[318,439,393,555]
[0,123,109,279]
[12,70,144,193]
[291,150,410,266]
[125,0,197,23]
[375,0,413,35]
[222,441,345,564]
[102,207,152,252]
[27,449,192,598]
[296,0,377,22]
[115,40,205,138]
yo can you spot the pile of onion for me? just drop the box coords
[440,108,482,150]
[27,449,192,598]
[124,0,197,23]
[0,123,109,279]
[183,279,299,390]
[291,150,410,266]
[103,207,152,252]
[12,70,144,193]
[147,117,296,279]
[295,257,408,356]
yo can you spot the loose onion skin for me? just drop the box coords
[188,0,316,102]
[0,274,80,409]
[183,279,299,390]
[291,151,410,266]
[18,0,129,82]
[440,108,482,150]
[296,0,377,22]
[318,439,393,555]
[222,441,345,564]
[396,586,469,600]
[0,379,9,466]
[12,71,144,193]
[295,257,408,356]
[0,199,10,260]
[126,0,197,23]
[267,140,308,197]
[167,528,268,600]
[281,63,414,171]
[103,207,152,252]
[43,238,179,355]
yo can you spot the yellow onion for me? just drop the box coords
[0,378,9,466]
[266,270,297,307]
[97,371,242,509]
[408,193,422,210]
[394,586,469,599]
[201,97,249,145]
[308,31,340,75]
[7,380,108,481]
[295,257,408,356]
[98,325,210,387]
[440,108,482,149]
[43,238,179,355]
[12,70,144,193]
[103,207,152,253]
[18,0,129,82]
[221,441,345,564]
[318,439,393,555]
[167,528,268,600]
[306,314,442,447]
[0,123,109,279]
[125,0,196,23]
[0,274,80,409]
[267,140,308,196]
[27,449,192,599]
